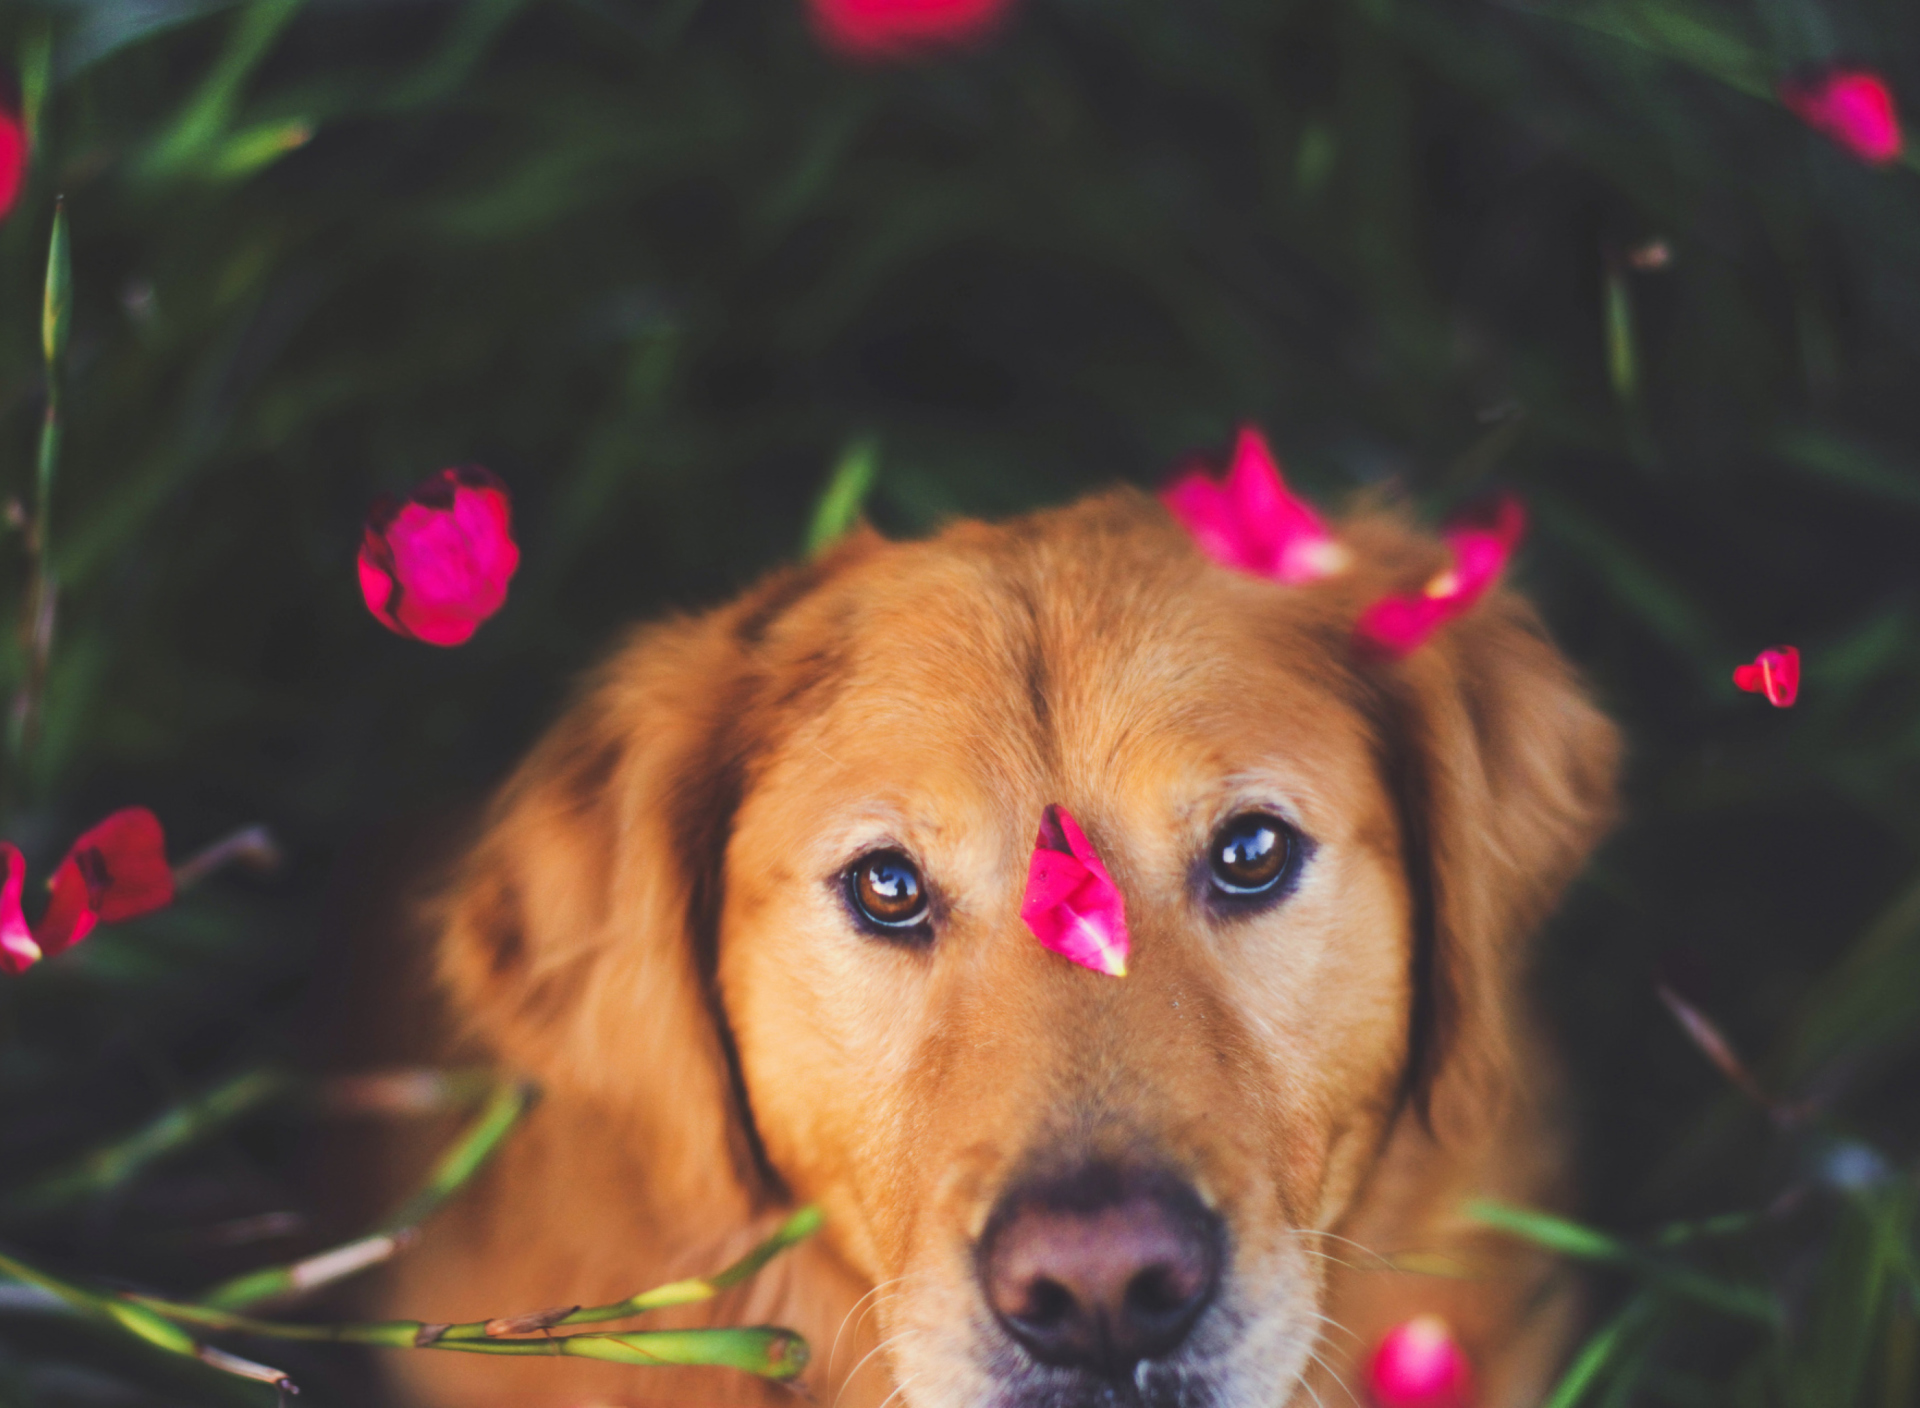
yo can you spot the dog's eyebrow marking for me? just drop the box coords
[1005,575,1057,771]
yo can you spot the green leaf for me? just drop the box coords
[806,438,879,558]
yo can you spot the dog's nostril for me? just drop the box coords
[979,1164,1223,1378]
[1127,1263,1189,1317]
[1023,1277,1076,1329]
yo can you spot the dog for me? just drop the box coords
[372,486,1619,1408]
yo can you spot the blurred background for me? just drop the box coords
[0,0,1917,1402]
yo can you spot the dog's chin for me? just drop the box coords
[896,1294,1322,1408]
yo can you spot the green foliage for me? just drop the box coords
[0,0,1915,1402]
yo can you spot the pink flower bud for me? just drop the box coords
[0,98,25,224]
[1733,645,1799,708]
[1366,1316,1474,1408]
[1020,804,1129,977]
[358,466,520,646]
[1780,68,1904,165]
[808,0,1016,60]
[1161,426,1348,585]
[1355,496,1525,658]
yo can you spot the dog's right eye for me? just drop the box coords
[847,850,932,936]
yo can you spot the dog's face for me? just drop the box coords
[441,491,1617,1408]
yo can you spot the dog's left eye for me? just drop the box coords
[1207,813,1295,898]
[847,849,932,935]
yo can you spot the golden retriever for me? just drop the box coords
[374,487,1618,1408]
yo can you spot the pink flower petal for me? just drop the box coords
[1781,68,1904,165]
[358,466,519,646]
[0,102,25,225]
[809,0,1016,59]
[0,844,41,976]
[1733,645,1800,708]
[34,808,173,958]
[1020,804,1129,977]
[1355,495,1525,658]
[1366,1316,1474,1408]
[1160,426,1346,585]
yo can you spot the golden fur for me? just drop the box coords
[372,489,1619,1408]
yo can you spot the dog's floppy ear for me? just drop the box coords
[434,566,830,1213]
[1374,583,1620,1138]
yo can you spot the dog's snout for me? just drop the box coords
[979,1165,1223,1377]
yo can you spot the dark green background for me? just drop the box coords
[1,0,1918,1402]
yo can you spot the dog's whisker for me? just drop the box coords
[832,1323,921,1408]
[827,1274,912,1378]
[1301,1343,1364,1408]
[1281,1228,1401,1271]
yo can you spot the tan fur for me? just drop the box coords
[372,489,1618,1408]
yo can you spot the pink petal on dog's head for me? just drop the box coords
[1734,645,1800,708]
[1161,426,1345,585]
[0,844,40,976]
[1355,494,1526,659]
[1161,468,1259,574]
[1021,804,1129,977]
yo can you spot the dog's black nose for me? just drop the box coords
[979,1164,1223,1376]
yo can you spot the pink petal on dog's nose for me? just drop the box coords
[1733,645,1800,708]
[1021,805,1129,977]
[1161,426,1347,585]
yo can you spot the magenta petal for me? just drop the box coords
[1161,426,1344,585]
[0,844,40,976]
[1020,804,1130,977]
[1735,646,1800,708]
[1366,1317,1474,1408]
[1355,592,1453,658]
[1161,471,1258,573]
[1355,495,1525,658]
[1782,69,1904,165]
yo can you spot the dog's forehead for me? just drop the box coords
[752,495,1379,802]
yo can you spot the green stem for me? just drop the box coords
[12,202,69,764]
[200,1080,534,1309]
[3,1069,293,1216]
[547,1204,825,1329]
[1467,1200,1779,1324]
[1541,1294,1658,1408]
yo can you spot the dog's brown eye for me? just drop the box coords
[848,850,931,932]
[1208,814,1293,897]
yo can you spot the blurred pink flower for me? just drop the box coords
[1366,1316,1474,1408]
[1355,496,1526,658]
[359,466,519,646]
[1733,645,1800,708]
[1,809,174,975]
[1161,426,1348,584]
[1021,804,1129,977]
[1781,68,1904,165]
[809,0,1016,59]
[0,98,24,223]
